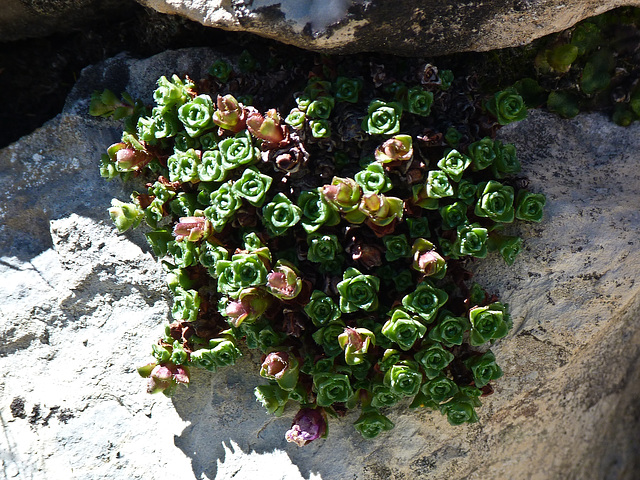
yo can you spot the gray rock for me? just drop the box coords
[134,0,640,55]
[1,48,639,480]
[0,0,137,42]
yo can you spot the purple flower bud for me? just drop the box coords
[266,261,302,300]
[173,216,212,242]
[285,408,327,447]
[262,352,290,378]
[247,108,285,144]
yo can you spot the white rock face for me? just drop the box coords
[1,49,639,479]
[134,0,640,55]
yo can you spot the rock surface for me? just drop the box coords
[135,0,640,55]
[1,48,640,480]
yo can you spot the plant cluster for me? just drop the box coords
[92,52,544,444]
[511,7,640,125]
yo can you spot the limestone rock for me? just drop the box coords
[135,0,640,56]
[1,48,639,479]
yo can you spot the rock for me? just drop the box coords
[1,48,639,479]
[134,0,640,55]
[0,0,137,42]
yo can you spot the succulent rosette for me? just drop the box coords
[362,100,403,135]
[338,327,375,365]
[468,137,497,171]
[428,311,470,347]
[297,188,341,233]
[260,351,300,391]
[337,267,380,313]
[209,60,233,82]
[167,239,197,268]
[108,199,144,233]
[440,395,479,425]
[333,77,362,103]
[215,253,269,296]
[414,342,455,379]
[167,149,201,184]
[454,223,489,258]
[437,150,471,183]
[312,321,346,357]
[469,302,511,346]
[486,87,528,125]
[381,309,428,351]
[190,337,242,372]
[354,163,393,195]
[411,238,446,278]
[354,408,395,439]
[307,234,342,263]
[310,119,331,138]
[464,351,503,387]
[306,96,335,120]
[488,234,523,266]
[219,130,260,171]
[203,181,241,231]
[515,190,546,222]
[374,134,413,164]
[421,375,459,403]
[425,170,455,199]
[284,108,306,129]
[197,149,227,182]
[359,193,404,227]
[383,360,423,397]
[212,94,246,133]
[407,86,434,116]
[407,217,430,238]
[262,193,302,237]
[219,287,271,327]
[304,290,342,327]
[153,74,193,110]
[231,167,273,207]
[266,260,303,300]
[402,281,448,323]
[456,180,478,206]
[474,181,515,223]
[382,234,411,262]
[171,287,200,322]
[439,201,468,230]
[313,372,354,407]
[178,94,215,137]
[492,141,521,178]
[285,408,327,447]
[370,383,402,408]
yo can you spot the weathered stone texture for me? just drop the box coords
[135,0,640,55]
[1,49,639,479]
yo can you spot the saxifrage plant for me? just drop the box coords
[91,52,545,445]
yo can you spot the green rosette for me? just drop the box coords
[464,351,503,388]
[455,223,489,258]
[440,395,479,425]
[167,239,198,268]
[414,342,455,380]
[421,375,459,403]
[310,119,331,138]
[382,234,411,262]
[203,181,241,232]
[456,180,478,206]
[284,108,306,129]
[262,193,302,237]
[426,170,455,199]
[354,163,393,195]
[515,191,546,222]
[219,130,260,171]
[474,181,515,223]
[167,149,201,184]
[370,383,402,408]
[437,150,471,183]
[198,241,229,272]
[254,384,289,416]
[153,74,193,109]
[428,311,470,347]
[401,281,448,323]
[190,337,242,372]
[198,150,227,183]
[486,87,527,125]
[307,234,342,263]
[492,141,521,179]
[407,86,433,116]
[468,137,497,171]
[383,360,423,397]
[354,408,395,439]
[381,309,427,351]
[312,321,346,357]
[313,372,354,407]
[407,217,430,238]
[178,94,215,137]
[304,290,341,327]
[306,96,335,119]
[215,252,269,296]
[362,100,402,135]
[336,267,380,313]
[439,201,468,230]
[333,77,362,103]
[171,287,200,322]
[231,167,272,207]
[469,302,511,346]
[297,188,341,233]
